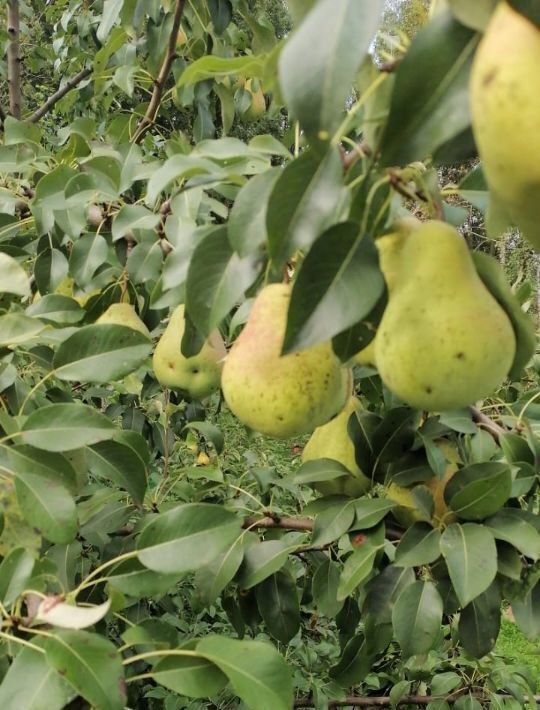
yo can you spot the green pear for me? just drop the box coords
[470,2,540,250]
[375,221,516,411]
[153,304,226,400]
[302,396,372,497]
[352,218,420,367]
[221,283,352,438]
[96,303,151,337]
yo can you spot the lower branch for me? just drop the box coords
[28,67,92,123]
[294,693,540,708]
[133,0,187,143]
[469,405,506,442]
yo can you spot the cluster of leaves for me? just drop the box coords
[0,0,537,708]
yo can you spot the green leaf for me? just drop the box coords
[145,155,223,205]
[4,447,77,544]
[292,458,351,486]
[97,0,125,43]
[348,410,381,476]
[194,534,246,605]
[439,408,477,434]
[283,224,384,353]
[312,558,343,618]
[177,55,266,88]
[112,204,160,241]
[0,313,45,347]
[53,324,151,383]
[440,523,497,606]
[485,508,540,560]
[338,541,378,600]
[137,503,241,574]
[86,438,147,504]
[458,581,501,657]
[183,421,225,455]
[394,523,442,567]
[279,0,383,143]
[266,148,344,265]
[208,0,233,34]
[256,570,300,643]
[363,564,415,623]
[238,539,300,589]
[312,499,355,546]
[197,636,293,710]
[20,403,116,451]
[353,498,396,530]
[44,630,125,710]
[151,652,228,698]
[392,580,443,657]
[26,295,84,325]
[0,253,30,297]
[69,234,109,287]
[0,640,73,710]
[445,462,512,521]
[185,226,260,336]
[0,547,35,605]
[511,581,540,640]
[380,11,478,166]
[228,169,281,257]
[107,558,184,598]
[127,242,164,284]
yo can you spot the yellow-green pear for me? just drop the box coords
[302,396,372,497]
[96,303,151,338]
[387,440,459,528]
[221,283,352,438]
[153,304,226,400]
[243,79,266,122]
[470,2,540,250]
[352,218,420,367]
[375,221,515,411]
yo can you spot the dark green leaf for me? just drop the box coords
[392,580,443,657]
[312,558,343,618]
[394,523,441,567]
[256,570,300,643]
[152,651,228,697]
[458,581,501,657]
[485,508,540,560]
[20,403,116,451]
[440,523,497,606]
[445,462,512,521]
[137,503,241,574]
[380,12,478,165]
[197,636,293,710]
[283,224,384,353]
[238,540,300,589]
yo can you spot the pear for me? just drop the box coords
[96,303,151,338]
[375,221,515,411]
[352,218,420,367]
[302,396,372,497]
[387,440,459,528]
[470,2,540,250]
[153,304,226,400]
[243,79,266,121]
[221,283,351,438]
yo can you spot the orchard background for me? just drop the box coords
[0,1,538,708]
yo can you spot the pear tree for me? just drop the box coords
[0,1,538,708]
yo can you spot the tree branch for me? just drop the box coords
[243,515,315,532]
[132,0,187,143]
[7,0,22,119]
[28,67,92,123]
[294,693,540,707]
[469,405,506,442]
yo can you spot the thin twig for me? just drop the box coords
[242,515,314,532]
[7,0,22,118]
[28,67,92,123]
[132,0,187,143]
[469,405,506,442]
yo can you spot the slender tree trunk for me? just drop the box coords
[7,0,22,119]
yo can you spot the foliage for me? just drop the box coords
[0,0,536,708]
